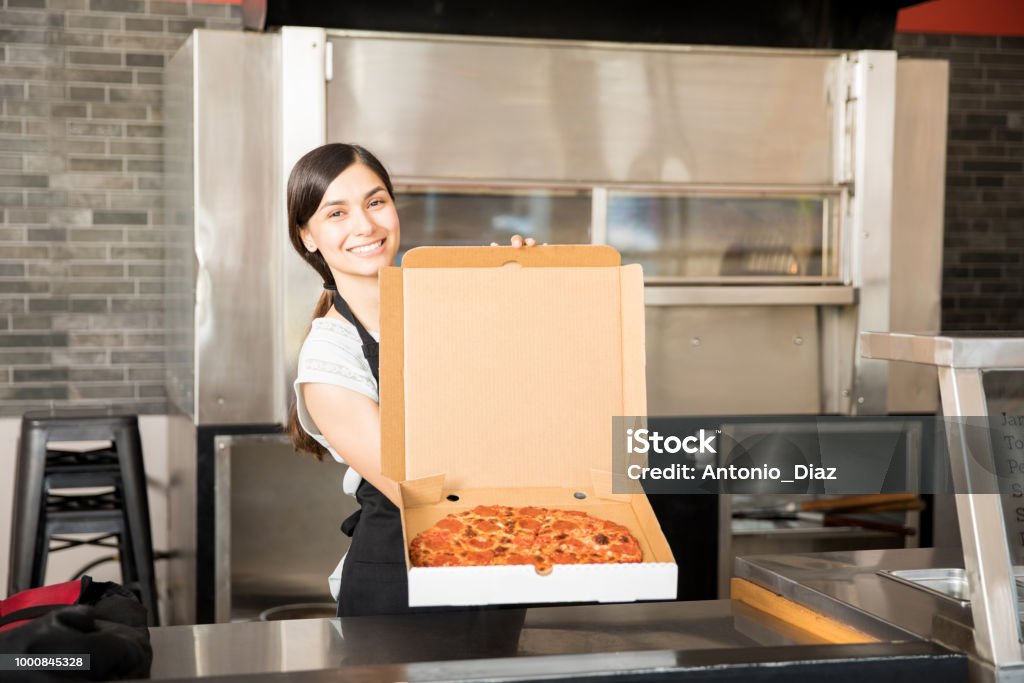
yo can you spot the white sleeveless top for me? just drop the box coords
[293,316,380,496]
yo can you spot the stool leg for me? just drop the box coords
[117,524,137,587]
[114,420,159,626]
[8,423,49,594]
[33,519,53,588]
[30,492,49,587]
[117,514,139,585]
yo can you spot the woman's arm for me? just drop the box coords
[301,382,402,506]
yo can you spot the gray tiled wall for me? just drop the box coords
[895,33,1024,331]
[0,0,241,416]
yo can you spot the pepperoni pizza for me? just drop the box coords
[409,505,643,571]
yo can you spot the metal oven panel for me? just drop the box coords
[645,305,820,416]
[164,34,196,420]
[281,28,330,421]
[224,435,359,620]
[192,31,283,425]
[165,413,198,625]
[326,33,840,185]
[886,59,948,414]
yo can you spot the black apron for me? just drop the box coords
[328,289,526,657]
[330,289,414,617]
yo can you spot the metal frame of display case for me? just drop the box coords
[862,332,1024,680]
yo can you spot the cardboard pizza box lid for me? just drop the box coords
[379,245,646,491]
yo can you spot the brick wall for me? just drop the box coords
[895,32,1024,331]
[0,0,241,417]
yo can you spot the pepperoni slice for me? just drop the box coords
[436,517,463,532]
[424,534,452,551]
[516,518,542,531]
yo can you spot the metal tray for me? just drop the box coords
[878,567,1024,606]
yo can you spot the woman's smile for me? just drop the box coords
[347,237,386,257]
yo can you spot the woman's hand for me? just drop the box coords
[491,234,538,248]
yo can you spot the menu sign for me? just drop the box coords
[984,370,1024,565]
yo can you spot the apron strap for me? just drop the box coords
[327,286,379,383]
[324,285,381,539]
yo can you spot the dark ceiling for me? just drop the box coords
[242,0,927,50]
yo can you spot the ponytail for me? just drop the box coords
[287,290,335,461]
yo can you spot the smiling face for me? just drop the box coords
[299,163,400,280]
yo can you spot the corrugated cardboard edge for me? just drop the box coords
[589,469,631,502]
[401,474,445,506]
[616,262,675,565]
[620,264,646,416]
[380,266,405,482]
[402,244,621,268]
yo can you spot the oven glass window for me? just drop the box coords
[606,192,838,280]
[394,186,592,261]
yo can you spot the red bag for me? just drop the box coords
[0,577,152,681]
[0,579,83,632]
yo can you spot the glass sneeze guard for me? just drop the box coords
[862,332,1024,676]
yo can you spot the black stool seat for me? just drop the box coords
[8,410,159,625]
[46,490,122,514]
[46,471,121,488]
[44,447,122,489]
[46,447,120,466]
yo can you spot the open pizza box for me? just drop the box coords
[379,245,677,607]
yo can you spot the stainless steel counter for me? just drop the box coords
[144,550,967,682]
[736,547,974,649]
[149,601,776,678]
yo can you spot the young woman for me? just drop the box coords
[286,143,534,616]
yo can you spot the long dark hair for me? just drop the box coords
[286,143,394,460]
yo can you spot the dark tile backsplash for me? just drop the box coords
[0,0,241,416]
[895,33,1024,332]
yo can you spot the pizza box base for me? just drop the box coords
[398,483,678,607]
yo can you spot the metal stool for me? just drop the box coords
[7,410,159,625]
